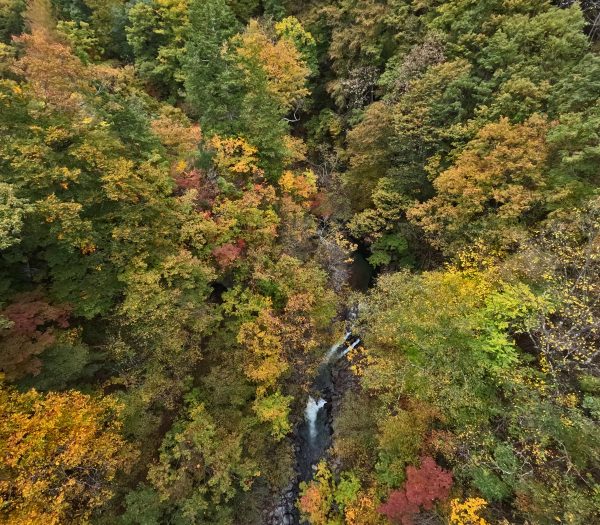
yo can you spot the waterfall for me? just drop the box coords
[304,396,326,441]
[340,338,361,357]
[298,310,362,481]
[281,309,362,524]
[324,331,352,363]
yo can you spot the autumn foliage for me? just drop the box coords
[234,19,310,110]
[450,498,490,525]
[212,239,246,269]
[0,381,135,524]
[378,457,453,525]
[0,291,70,379]
[408,115,550,252]
[1,0,600,524]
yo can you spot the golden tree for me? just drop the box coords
[0,381,135,524]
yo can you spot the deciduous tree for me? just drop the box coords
[0,381,134,524]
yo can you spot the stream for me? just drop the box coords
[264,247,373,525]
[266,310,362,525]
[297,328,361,482]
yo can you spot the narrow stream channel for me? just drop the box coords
[297,329,360,482]
[267,312,361,525]
[266,254,372,525]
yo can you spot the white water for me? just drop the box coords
[324,331,352,362]
[305,396,327,441]
[340,338,361,357]
[304,333,361,444]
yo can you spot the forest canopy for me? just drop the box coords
[0,1,599,524]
